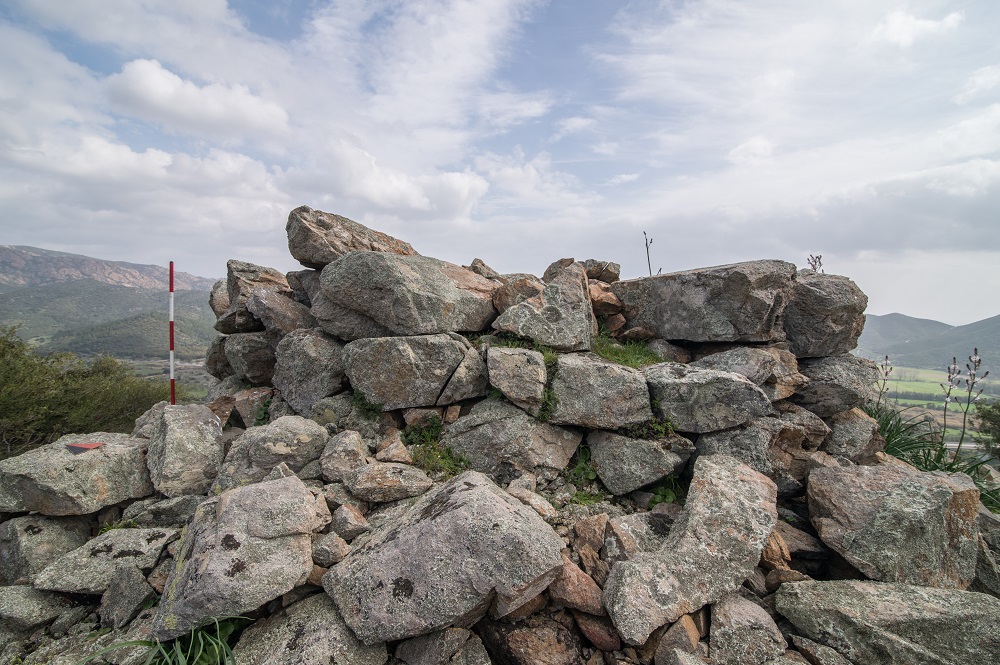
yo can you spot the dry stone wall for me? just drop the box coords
[1,206,998,665]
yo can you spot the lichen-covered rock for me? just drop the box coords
[807,463,980,588]
[313,252,496,340]
[246,288,316,336]
[583,259,620,283]
[709,592,786,665]
[486,347,547,416]
[215,416,329,491]
[792,354,878,417]
[611,260,796,343]
[215,259,292,334]
[603,455,777,645]
[0,586,76,631]
[224,331,278,386]
[99,564,156,630]
[587,431,692,496]
[821,407,883,461]
[324,471,564,644]
[775,580,1000,665]
[232,592,387,665]
[440,398,582,482]
[286,268,321,307]
[151,475,330,640]
[783,271,868,358]
[34,528,177,594]
[492,260,596,351]
[272,328,346,415]
[344,461,433,503]
[132,400,168,439]
[0,433,153,516]
[644,363,773,434]
[343,335,474,411]
[286,205,418,270]
[0,515,91,585]
[121,495,204,528]
[477,615,583,665]
[548,353,652,429]
[492,275,544,314]
[147,404,224,497]
[691,346,807,402]
[205,335,234,381]
[436,344,489,406]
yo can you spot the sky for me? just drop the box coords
[1,0,999,326]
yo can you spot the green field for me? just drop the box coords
[878,365,996,442]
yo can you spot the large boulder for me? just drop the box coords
[611,260,796,343]
[691,346,807,402]
[152,474,330,640]
[644,363,773,434]
[224,331,278,386]
[821,407,883,462]
[775,580,1000,665]
[232,592,387,665]
[147,404,224,497]
[34,528,178,594]
[215,259,292,334]
[0,433,153,516]
[807,463,980,588]
[272,328,346,415]
[324,471,565,645]
[245,288,316,336]
[312,252,497,339]
[492,260,596,352]
[215,416,329,491]
[603,455,777,645]
[587,431,692,496]
[286,205,418,269]
[783,270,868,358]
[440,398,582,482]
[0,515,91,585]
[486,347,547,416]
[343,335,486,411]
[548,353,653,429]
[792,354,878,417]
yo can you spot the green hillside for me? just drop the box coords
[859,312,999,371]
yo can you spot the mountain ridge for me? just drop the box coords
[858,312,1000,370]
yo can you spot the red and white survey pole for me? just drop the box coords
[168,261,176,405]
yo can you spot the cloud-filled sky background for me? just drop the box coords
[1,0,998,325]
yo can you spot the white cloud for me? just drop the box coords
[476,90,552,129]
[105,59,289,139]
[872,9,963,48]
[605,173,639,186]
[551,116,596,142]
[955,65,1000,105]
[727,136,775,165]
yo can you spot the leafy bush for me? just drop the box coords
[975,400,1000,458]
[0,326,173,460]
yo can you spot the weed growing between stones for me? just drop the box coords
[618,415,675,440]
[350,391,383,421]
[565,445,597,486]
[76,616,248,665]
[99,518,139,534]
[648,478,686,507]
[592,334,663,368]
[866,349,1000,512]
[252,398,271,427]
[404,416,468,479]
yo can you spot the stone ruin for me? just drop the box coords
[1,204,999,664]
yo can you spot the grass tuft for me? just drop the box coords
[350,391,383,421]
[404,416,468,478]
[592,335,663,368]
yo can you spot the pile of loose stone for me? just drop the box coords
[2,205,999,665]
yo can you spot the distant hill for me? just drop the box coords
[0,245,217,292]
[858,313,1000,370]
[0,247,219,360]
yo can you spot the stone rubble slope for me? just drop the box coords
[1,206,997,665]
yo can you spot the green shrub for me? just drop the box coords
[404,416,468,478]
[76,616,247,665]
[0,326,173,460]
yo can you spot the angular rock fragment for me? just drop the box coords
[324,471,564,644]
[477,615,583,665]
[287,205,418,269]
[132,400,168,439]
[313,252,496,339]
[233,591,387,665]
[216,416,329,491]
[807,463,980,588]
[486,347,547,416]
[821,407,883,462]
[587,431,692,496]
[492,275,544,313]
[0,515,91,585]
[205,334,234,380]
[691,346,808,402]
[612,260,796,343]
[776,580,1000,665]
[547,554,605,615]
[99,564,156,630]
[644,363,773,434]
[34,528,177,594]
[215,259,292,334]
[122,495,204,528]
[549,353,653,429]
[0,586,75,631]
[272,328,346,415]
[440,398,582,481]
[492,260,596,351]
[152,475,329,640]
[286,268,321,307]
[792,354,878,417]
[320,431,370,483]
[783,271,868,358]
[0,433,153,515]
[395,627,481,665]
[344,461,433,503]
[343,334,472,411]
[589,280,622,316]
[436,344,489,406]
[224,331,278,386]
[709,592,786,665]
[603,455,777,645]
[246,288,316,336]
[209,278,230,317]
[583,258,621,283]
[147,404,224,497]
